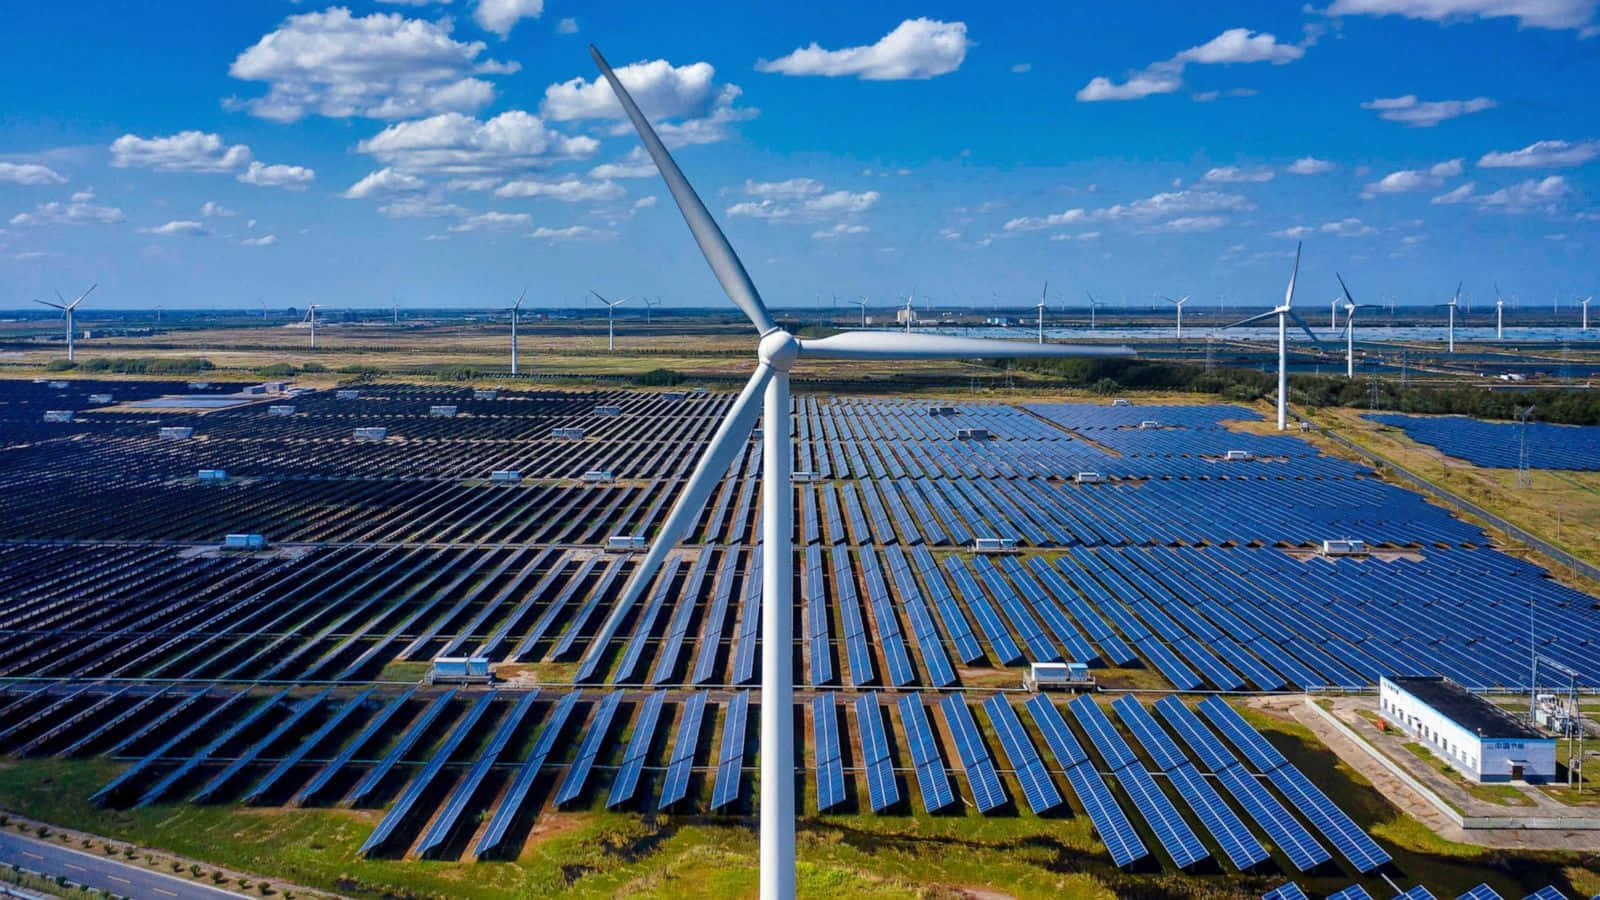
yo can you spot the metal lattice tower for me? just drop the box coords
[1517,405,1535,489]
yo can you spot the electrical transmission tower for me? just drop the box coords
[1517,405,1535,489]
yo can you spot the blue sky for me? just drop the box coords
[1,0,1597,311]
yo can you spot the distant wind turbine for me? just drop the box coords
[853,296,868,327]
[1495,283,1505,340]
[643,296,661,324]
[590,290,629,352]
[580,43,1134,900]
[1438,282,1461,353]
[1163,295,1190,340]
[1335,273,1382,378]
[1582,296,1592,332]
[507,287,527,374]
[34,283,96,362]
[1035,281,1048,344]
[1085,291,1107,330]
[303,304,321,349]
[1223,243,1322,430]
[901,289,915,332]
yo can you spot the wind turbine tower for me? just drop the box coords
[583,43,1134,900]
[303,304,321,349]
[852,296,868,327]
[1035,282,1047,344]
[508,288,527,374]
[1164,295,1189,340]
[1583,296,1592,331]
[1335,274,1382,379]
[1441,282,1461,353]
[34,283,96,362]
[590,290,629,352]
[1495,284,1505,340]
[1223,244,1321,430]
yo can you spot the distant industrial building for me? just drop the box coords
[1379,676,1556,783]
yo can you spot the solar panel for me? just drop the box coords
[940,694,1008,813]
[813,694,847,813]
[290,688,414,807]
[1113,762,1209,868]
[1067,695,1138,771]
[1324,887,1374,900]
[1520,887,1567,900]
[896,693,956,812]
[555,690,623,805]
[245,688,374,805]
[346,689,458,807]
[857,550,917,686]
[1064,762,1148,868]
[1211,764,1330,872]
[1261,884,1310,900]
[419,690,540,857]
[660,692,707,808]
[981,695,1061,814]
[1109,695,1187,773]
[1165,762,1268,871]
[854,693,901,812]
[1393,888,1437,900]
[362,690,497,856]
[1196,696,1289,774]
[1024,695,1087,768]
[1456,886,1502,900]
[711,691,750,810]
[1265,764,1392,873]
[475,691,580,858]
[607,691,666,809]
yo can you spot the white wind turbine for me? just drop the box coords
[303,304,321,349]
[34,283,95,363]
[901,289,916,332]
[1495,283,1505,340]
[852,296,868,326]
[1439,282,1461,353]
[1582,296,1592,331]
[507,288,527,374]
[1330,295,1341,331]
[583,44,1133,900]
[590,290,629,352]
[1035,281,1047,344]
[1085,291,1106,329]
[1335,273,1383,378]
[1163,295,1190,340]
[643,296,661,324]
[1223,243,1322,430]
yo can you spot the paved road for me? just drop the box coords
[0,831,246,899]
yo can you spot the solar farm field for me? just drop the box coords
[1364,413,1600,471]
[0,379,1596,899]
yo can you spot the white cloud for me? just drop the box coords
[1476,175,1569,212]
[1324,0,1597,31]
[110,131,312,189]
[448,210,532,232]
[1361,159,1462,196]
[378,196,469,219]
[542,59,754,144]
[473,0,542,38]
[238,161,315,189]
[725,180,878,222]
[110,131,252,172]
[494,178,623,202]
[1361,95,1495,127]
[141,219,210,237]
[10,199,125,226]
[357,110,597,175]
[70,189,95,202]
[200,201,236,217]
[0,162,67,185]
[1478,139,1600,168]
[755,18,970,80]
[1271,225,1316,239]
[1049,230,1102,241]
[528,224,614,241]
[1153,215,1229,232]
[1078,27,1304,103]
[588,149,656,180]
[631,196,657,210]
[1204,166,1275,183]
[1431,182,1477,204]
[227,8,511,122]
[1011,63,1032,73]
[1076,72,1182,102]
[556,17,577,34]
[811,222,869,239]
[343,168,426,199]
[1175,28,1305,64]
[1005,188,1253,232]
[1320,217,1377,236]
[240,234,278,246]
[1287,156,1336,175]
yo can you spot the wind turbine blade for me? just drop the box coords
[800,331,1132,360]
[33,299,66,310]
[71,283,98,308]
[1283,242,1301,308]
[584,364,773,655]
[1287,308,1325,348]
[513,287,527,311]
[1222,310,1279,329]
[590,45,775,335]
[55,290,67,305]
[1335,272,1357,307]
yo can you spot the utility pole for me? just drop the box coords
[1517,405,1535,490]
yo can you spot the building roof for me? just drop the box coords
[1385,676,1547,741]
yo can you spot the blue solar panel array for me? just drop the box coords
[1367,413,1600,471]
